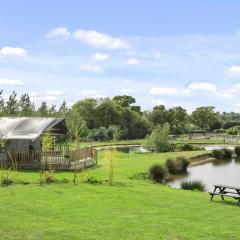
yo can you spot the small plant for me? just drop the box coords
[181,180,205,191]
[104,148,117,185]
[0,167,13,186]
[235,146,240,157]
[149,164,167,183]
[222,148,233,158]
[85,176,102,184]
[40,164,56,184]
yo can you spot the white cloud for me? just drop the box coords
[127,58,139,65]
[46,27,70,39]
[150,87,177,96]
[73,29,130,49]
[92,52,109,61]
[45,90,63,96]
[0,47,27,57]
[29,91,38,97]
[229,65,240,76]
[80,64,104,74]
[188,82,217,92]
[42,95,58,101]
[0,78,24,85]
[121,88,134,94]
[78,90,104,98]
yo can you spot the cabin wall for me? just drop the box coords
[7,138,40,151]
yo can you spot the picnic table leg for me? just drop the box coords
[210,186,217,201]
[220,187,225,201]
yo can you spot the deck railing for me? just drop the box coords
[0,146,96,168]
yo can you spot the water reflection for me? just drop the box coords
[170,158,240,191]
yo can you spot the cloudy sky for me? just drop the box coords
[1,0,240,112]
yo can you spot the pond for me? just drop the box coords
[169,158,240,191]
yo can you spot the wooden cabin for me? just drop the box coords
[0,117,68,151]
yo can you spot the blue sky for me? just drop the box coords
[1,0,240,112]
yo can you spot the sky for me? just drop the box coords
[1,0,240,112]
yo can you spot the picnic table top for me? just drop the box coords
[214,184,240,191]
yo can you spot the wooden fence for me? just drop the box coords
[0,147,97,169]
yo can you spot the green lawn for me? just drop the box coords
[0,150,239,240]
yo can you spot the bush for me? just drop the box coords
[149,164,167,183]
[181,180,205,191]
[222,148,233,158]
[235,146,240,157]
[212,148,233,159]
[0,169,13,186]
[175,143,203,152]
[165,157,190,175]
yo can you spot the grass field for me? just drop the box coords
[0,150,239,240]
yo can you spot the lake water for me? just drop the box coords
[170,158,240,191]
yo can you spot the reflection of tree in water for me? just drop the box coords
[212,158,232,166]
[234,157,240,163]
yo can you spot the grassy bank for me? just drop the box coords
[0,150,239,240]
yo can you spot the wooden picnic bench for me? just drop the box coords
[209,184,240,206]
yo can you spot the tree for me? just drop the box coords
[168,106,188,134]
[0,90,5,115]
[58,100,69,117]
[5,91,19,115]
[65,111,89,139]
[37,102,49,116]
[95,98,124,128]
[147,123,171,152]
[19,94,35,116]
[148,105,168,126]
[123,109,150,139]
[72,98,97,129]
[113,95,136,108]
[191,106,220,131]
[49,104,57,116]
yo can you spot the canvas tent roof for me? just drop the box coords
[0,117,68,140]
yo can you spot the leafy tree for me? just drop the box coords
[72,98,97,129]
[123,109,149,139]
[65,111,89,139]
[147,123,171,152]
[91,127,109,141]
[95,98,124,128]
[191,106,220,131]
[5,91,19,115]
[148,105,168,126]
[108,125,123,141]
[168,106,188,134]
[113,95,136,108]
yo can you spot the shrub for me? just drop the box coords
[175,143,203,152]
[222,148,233,159]
[181,180,205,191]
[0,168,13,186]
[212,148,233,159]
[212,149,224,159]
[165,157,190,175]
[235,146,240,157]
[149,164,167,183]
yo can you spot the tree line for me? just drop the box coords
[1,90,240,140]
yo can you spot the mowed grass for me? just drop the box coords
[0,150,239,240]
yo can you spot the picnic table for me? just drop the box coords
[209,184,240,206]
